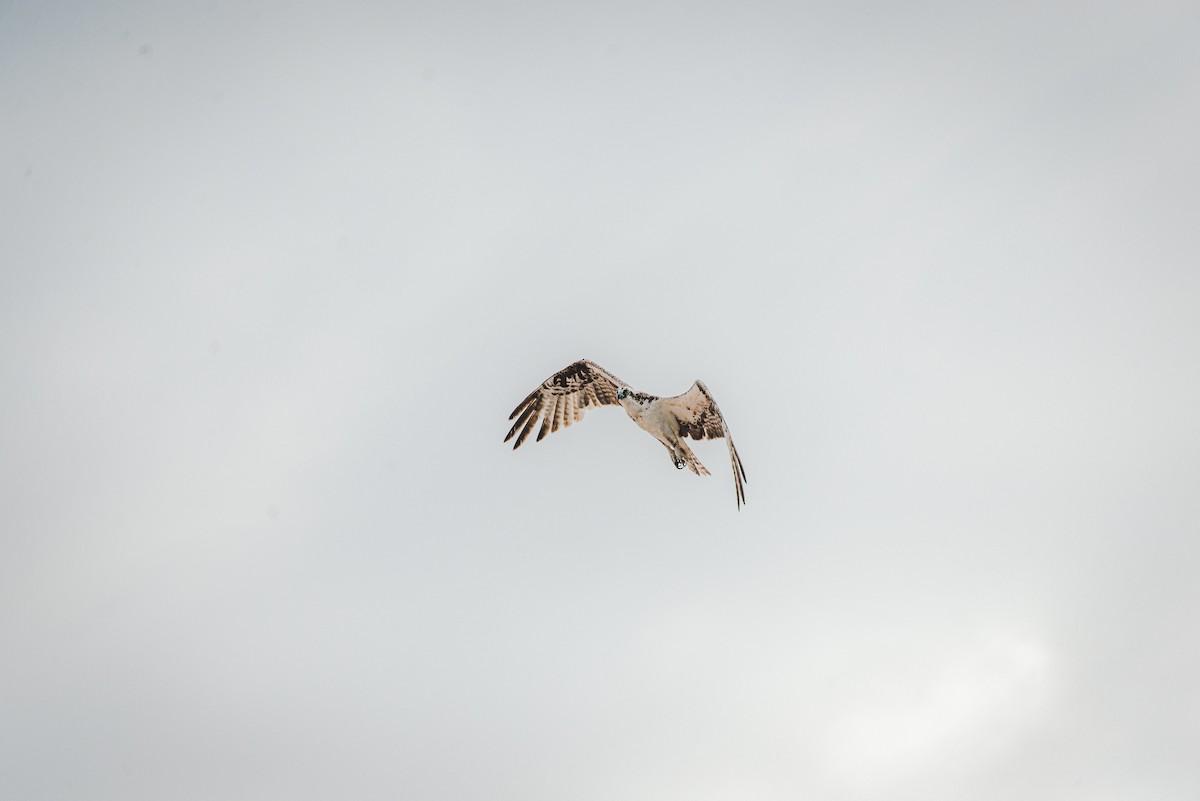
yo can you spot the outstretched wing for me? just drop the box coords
[662,380,748,509]
[505,359,627,449]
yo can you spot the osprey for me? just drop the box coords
[505,359,747,508]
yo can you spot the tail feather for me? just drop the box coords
[676,441,710,476]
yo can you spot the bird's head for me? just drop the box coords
[617,387,648,410]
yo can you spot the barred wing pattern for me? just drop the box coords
[505,359,626,449]
[663,381,748,508]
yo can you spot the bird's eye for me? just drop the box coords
[618,388,628,399]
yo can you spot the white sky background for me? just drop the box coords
[2,0,1199,798]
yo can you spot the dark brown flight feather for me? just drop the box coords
[504,359,626,449]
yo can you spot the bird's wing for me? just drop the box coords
[662,380,747,508]
[505,359,627,449]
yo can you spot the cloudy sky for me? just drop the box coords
[2,1,1199,799]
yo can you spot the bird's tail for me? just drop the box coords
[676,441,710,477]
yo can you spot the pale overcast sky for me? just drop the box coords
[2,1,1199,799]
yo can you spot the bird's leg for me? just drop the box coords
[667,438,710,476]
[661,440,686,469]
[662,437,687,469]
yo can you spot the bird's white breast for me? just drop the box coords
[626,399,676,442]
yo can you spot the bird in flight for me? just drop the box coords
[505,359,747,508]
